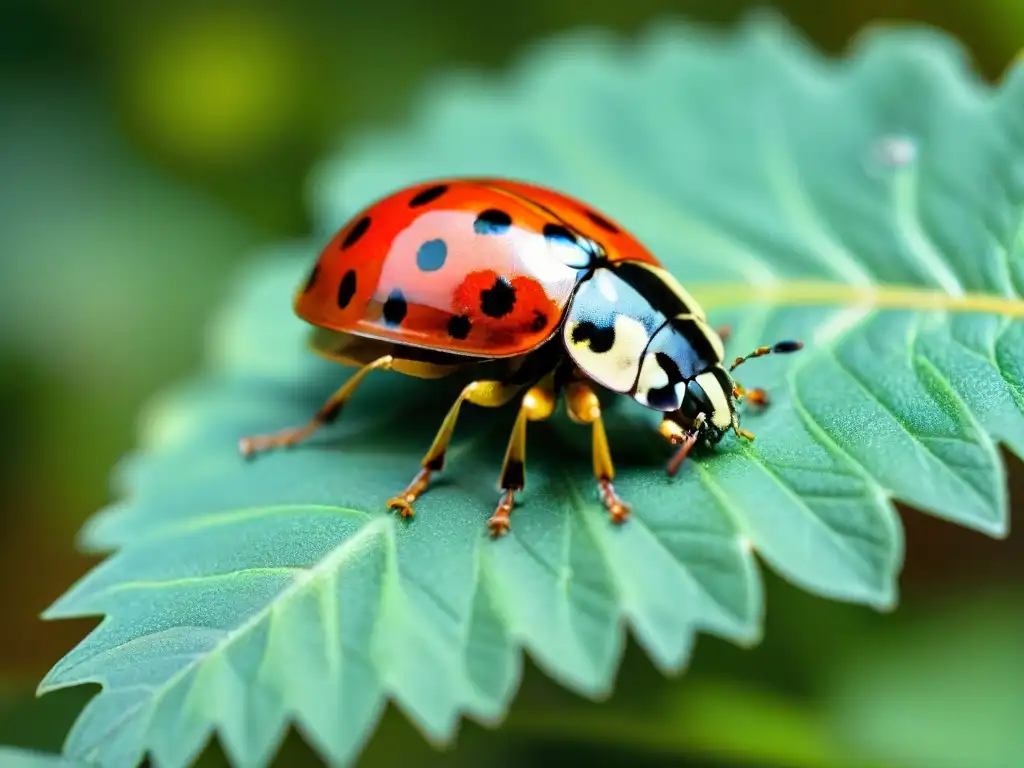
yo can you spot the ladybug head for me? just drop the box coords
[631,314,737,442]
[655,337,805,476]
[663,374,735,442]
[559,264,801,470]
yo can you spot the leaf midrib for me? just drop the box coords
[693,281,1024,315]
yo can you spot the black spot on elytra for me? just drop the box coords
[416,239,447,271]
[542,223,577,244]
[409,184,448,207]
[341,216,371,249]
[529,311,548,332]
[337,269,357,308]
[447,314,472,340]
[304,264,320,292]
[474,209,512,235]
[585,210,620,233]
[480,276,516,318]
[571,321,616,354]
[382,289,407,325]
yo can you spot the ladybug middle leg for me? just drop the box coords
[385,377,528,521]
[387,372,558,536]
[485,373,557,537]
[563,381,631,525]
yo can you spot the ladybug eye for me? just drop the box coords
[680,379,713,421]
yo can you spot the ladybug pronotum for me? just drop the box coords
[240,178,802,536]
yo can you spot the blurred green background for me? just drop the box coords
[0,1,1021,766]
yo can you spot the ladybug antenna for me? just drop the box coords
[729,339,804,373]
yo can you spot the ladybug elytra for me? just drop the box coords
[240,178,802,536]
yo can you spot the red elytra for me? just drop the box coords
[294,178,661,358]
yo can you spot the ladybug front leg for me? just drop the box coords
[385,377,526,520]
[563,382,631,525]
[732,382,768,408]
[239,355,394,456]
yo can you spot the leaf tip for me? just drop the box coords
[977,513,1010,540]
[867,582,900,614]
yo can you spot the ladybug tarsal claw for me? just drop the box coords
[487,489,516,537]
[386,467,433,519]
[386,497,416,518]
[487,516,511,537]
[598,478,631,524]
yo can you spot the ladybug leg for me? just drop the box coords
[563,382,631,525]
[386,378,525,519]
[486,375,558,537]
[732,382,769,412]
[239,355,393,456]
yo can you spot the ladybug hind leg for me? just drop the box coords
[239,355,394,456]
[564,381,631,525]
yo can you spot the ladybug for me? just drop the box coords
[240,178,802,536]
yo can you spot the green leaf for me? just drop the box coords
[0,748,91,768]
[37,13,1024,768]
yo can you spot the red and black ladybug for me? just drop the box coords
[240,179,802,536]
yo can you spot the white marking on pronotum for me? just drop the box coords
[566,313,650,392]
